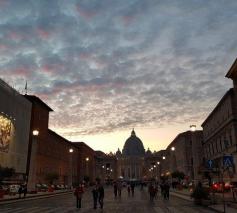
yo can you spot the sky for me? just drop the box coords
[0,0,237,153]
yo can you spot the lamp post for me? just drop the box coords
[69,148,73,189]
[190,125,197,185]
[28,130,39,192]
[85,157,89,183]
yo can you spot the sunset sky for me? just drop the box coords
[0,0,237,153]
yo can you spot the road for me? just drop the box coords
[0,186,216,213]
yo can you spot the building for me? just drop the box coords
[202,58,237,182]
[0,79,32,183]
[95,151,117,183]
[25,95,79,190]
[166,130,203,183]
[73,142,96,183]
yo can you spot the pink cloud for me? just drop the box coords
[41,64,63,75]
[8,31,23,41]
[8,67,32,77]
[36,28,51,39]
[122,15,135,26]
[76,5,97,20]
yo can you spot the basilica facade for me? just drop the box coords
[116,129,150,180]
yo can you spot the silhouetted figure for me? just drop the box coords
[74,183,84,209]
[163,182,170,200]
[131,182,135,197]
[98,183,104,209]
[92,184,98,209]
[127,184,131,196]
[18,185,23,198]
[23,185,27,198]
[113,182,118,198]
[148,183,155,201]
[117,181,122,197]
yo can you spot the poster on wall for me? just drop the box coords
[0,114,12,153]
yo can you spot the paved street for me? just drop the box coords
[0,186,216,213]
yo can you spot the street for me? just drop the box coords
[0,186,216,213]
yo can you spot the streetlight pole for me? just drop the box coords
[69,148,73,189]
[28,130,39,192]
[190,125,197,185]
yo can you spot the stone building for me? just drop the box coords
[202,58,237,182]
[24,95,79,190]
[73,142,96,183]
[166,131,203,183]
[117,129,146,180]
[95,151,117,183]
[0,79,32,183]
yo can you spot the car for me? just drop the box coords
[9,185,20,195]
[211,182,230,192]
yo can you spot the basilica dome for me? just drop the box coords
[122,129,145,156]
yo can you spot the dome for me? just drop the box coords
[122,129,145,156]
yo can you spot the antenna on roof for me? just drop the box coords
[25,80,28,94]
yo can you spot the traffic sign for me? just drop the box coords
[207,159,213,169]
[223,155,234,168]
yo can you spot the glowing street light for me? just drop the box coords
[190,125,196,132]
[171,146,175,151]
[33,130,39,136]
[157,161,160,165]
[85,157,89,161]
[162,156,166,160]
[69,148,74,153]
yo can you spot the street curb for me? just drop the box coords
[0,191,72,205]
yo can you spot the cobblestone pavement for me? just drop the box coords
[0,186,216,213]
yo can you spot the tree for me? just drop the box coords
[0,166,15,183]
[44,172,59,185]
[171,171,185,182]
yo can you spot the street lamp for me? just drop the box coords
[28,129,39,192]
[69,148,74,189]
[162,156,166,160]
[190,125,196,132]
[171,146,175,151]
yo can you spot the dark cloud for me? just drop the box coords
[0,0,237,139]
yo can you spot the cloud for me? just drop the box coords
[0,0,237,142]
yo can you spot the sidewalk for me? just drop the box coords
[170,189,237,213]
[0,190,72,205]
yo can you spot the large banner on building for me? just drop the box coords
[0,114,12,153]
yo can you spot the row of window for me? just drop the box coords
[204,130,233,158]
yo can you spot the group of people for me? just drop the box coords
[113,181,136,198]
[74,180,104,210]
[148,181,170,201]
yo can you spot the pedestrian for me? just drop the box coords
[163,182,170,200]
[131,182,135,197]
[113,181,118,198]
[98,182,104,209]
[117,181,122,197]
[92,184,98,209]
[127,183,131,196]
[23,185,27,198]
[148,183,155,201]
[74,182,84,209]
[18,185,23,198]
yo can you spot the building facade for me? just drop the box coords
[166,131,204,183]
[25,95,79,189]
[0,79,32,183]
[202,58,237,182]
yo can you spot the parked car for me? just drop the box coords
[36,183,48,192]
[211,182,231,192]
[9,185,20,195]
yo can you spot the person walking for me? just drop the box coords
[117,181,122,198]
[164,182,170,200]
[23,184,27,198]
[131,182,135,197]
[74,183,84,209]
[127,183,131,196]
[98,182,104,209]
[18,185,23,198]
[113,181,118,198]
[92,184,98,209]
